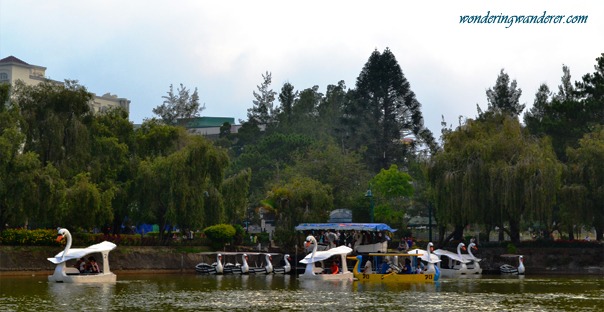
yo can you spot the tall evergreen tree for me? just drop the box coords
[344,48,435,171]
[483,69,524,117]
[276,82,297,130]
[247,71,277,125]
[153,83,204,125]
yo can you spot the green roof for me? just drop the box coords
[177,117,235,128]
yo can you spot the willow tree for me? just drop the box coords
[428,114,562,243]
[14,80,94,178]
[135,136,229,239]
[265,176,334,249]
[221,168,252,224]
[562,127,604,241]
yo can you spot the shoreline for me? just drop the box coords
[2,245,602,276]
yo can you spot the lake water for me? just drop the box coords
[1,273,602,311]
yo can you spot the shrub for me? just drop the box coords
[203,224,236,250]
[0,228,59,246]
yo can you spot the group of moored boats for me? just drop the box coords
[194,252,292,275]
[45,226,526,284]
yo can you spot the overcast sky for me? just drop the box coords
[1,0,603,136]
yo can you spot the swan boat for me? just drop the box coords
[195,253,225,274]
[500,254,525,275]
[295,223,396,254]
[461,243,482,274]
[47,228,117,283]
[273,254,292,274]
[237,253,274,274]
[349,252,437,283]
[407,242,441,276]
[433,243,470,277]
[298,235,354,280]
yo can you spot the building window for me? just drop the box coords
[0,72,8,81]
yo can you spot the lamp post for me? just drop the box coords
[365,188,374,223]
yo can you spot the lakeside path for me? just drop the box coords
[1,245,603,276]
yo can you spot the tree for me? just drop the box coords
[134,119,188,158]
[1,83,67,229]
[524,61,603,162]
[284,139,371,209]
[563,127,604,241]
[317,80,349,142]
[230,133,313,201]
[369,164,414,225]
[134,136,229,239]
[267,176,334,248]
[483,69,524,117]
[344,48,435,171]
[153,84,204,125]
[247,71,277,125]
[221,168,252,224]
[276,82,297,130]
[429,114,562,243]
[14,80,94,178]
[64,173,112,229]
[89,107,136,234]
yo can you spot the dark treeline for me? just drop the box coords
[0,49,602,246]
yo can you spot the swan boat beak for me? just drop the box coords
[56,235,64,242]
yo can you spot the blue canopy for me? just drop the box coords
[295,223,397,232]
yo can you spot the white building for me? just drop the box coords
[0,55,130,114]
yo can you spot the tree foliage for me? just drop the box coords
[482,69,524,117]
[563,127,604,240]
[153,84,204,125]
[247,71,277,125]
[429,114,562,243]
[344,48,435,171]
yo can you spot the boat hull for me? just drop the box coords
[48,263,116,283]
[298,272,354,281]
[353,271,435,283]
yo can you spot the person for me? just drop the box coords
[403,258,412,274]
[89,256,100,273]
[380,258,391,274]
[330,261,339,274]
[398,237,408,252]
[75,257,86,273]
[415,263,422,274]
[363,259,373,274]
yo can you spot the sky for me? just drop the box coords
[1,0,603,137]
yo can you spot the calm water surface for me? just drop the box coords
[1,273,602,311]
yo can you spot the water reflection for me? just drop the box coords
[1,274,601,311]
[48,282,115,311]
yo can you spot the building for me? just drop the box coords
[177,116,242,139]
[0,55,130,114]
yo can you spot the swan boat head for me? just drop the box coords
[518,255,525,274]
[241,254,250,273]
[56,228,72,261]
[265,254,274,273]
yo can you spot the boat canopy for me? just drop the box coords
[295,223,396,233]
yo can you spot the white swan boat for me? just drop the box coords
[195,253,225,274]
[241,253,274,274]
[500,254,525,275]
[298,235,353,280]
[47,228,117,283]
[461,243,482,274]
[407,242,441,276]
[273,254,292,274]
[433,243,470,277]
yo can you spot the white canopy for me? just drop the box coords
[47,241,116,264]
[299,245,353,264]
